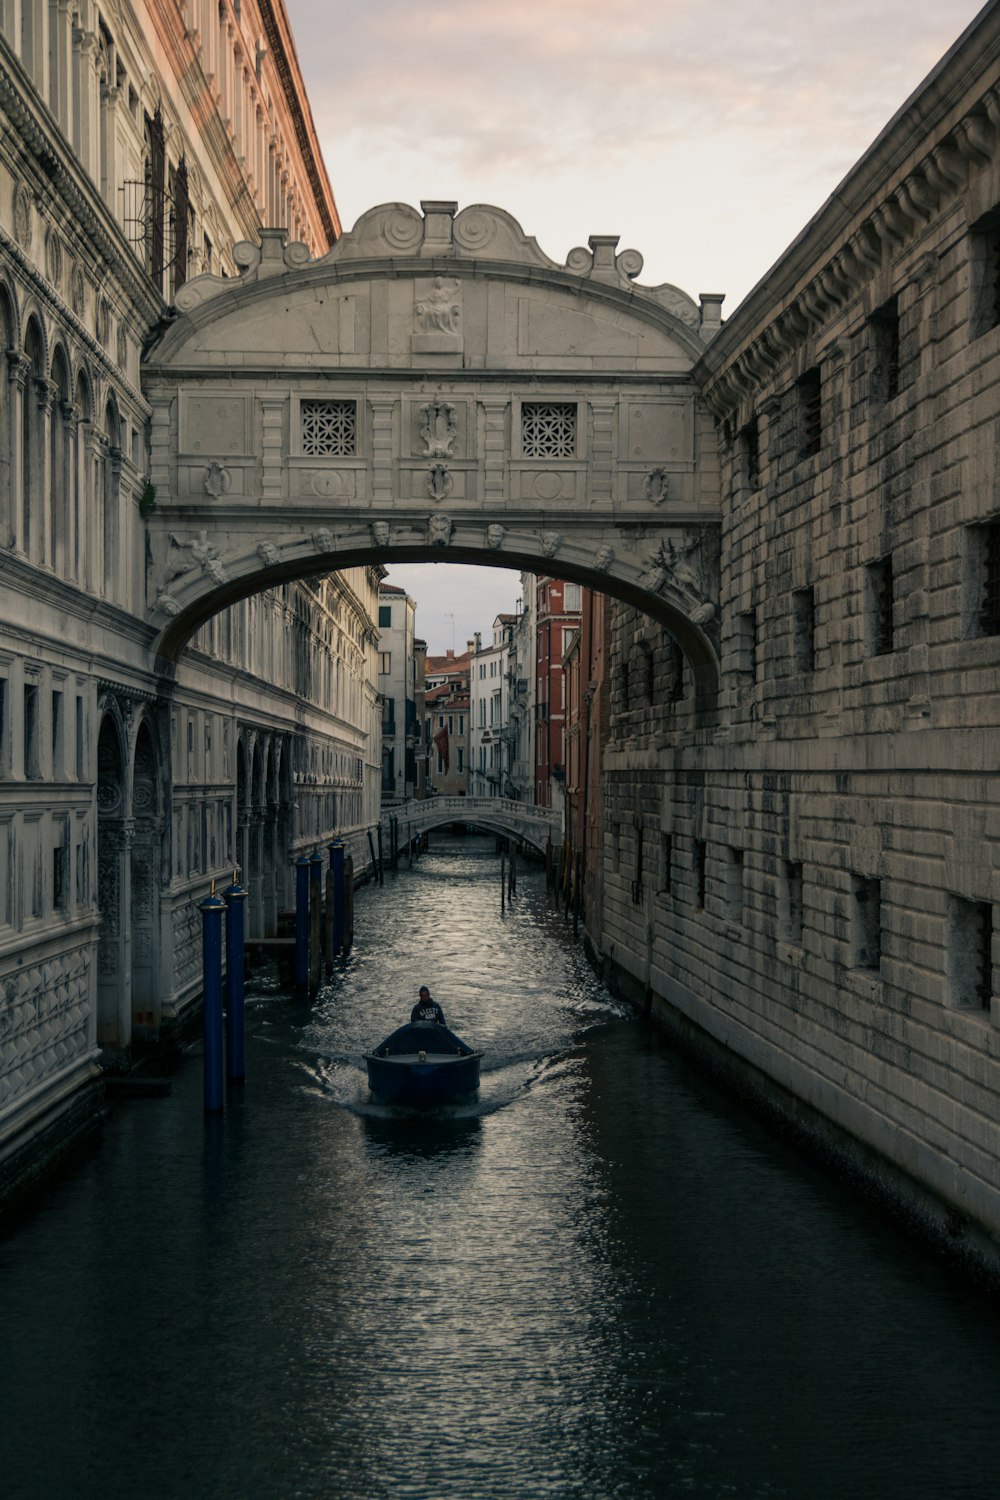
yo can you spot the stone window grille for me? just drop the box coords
[797,367,822,457]
[782,860,804,946]
[977,522,1000,635]
[851,874,882,971]
[301,399,357,457]
[660,832,673,896]
[740,417,760,490]
[695,839,707,910]
[521,402,576,458]
[792,587,816,672]
[726,847,744,923]
[870,296,901,401]
[947,896,993,1011]
[866,557,895,655]
[969,205,1000,337]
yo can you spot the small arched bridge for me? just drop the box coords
[386,796,561,855]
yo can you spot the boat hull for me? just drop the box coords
[364,1021,481,1106]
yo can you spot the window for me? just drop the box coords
[51,690,63,777]
[564,583,582,610]
[521,402,576,457]
[947,896,993,1011]
[738,610,758,683]
[792,588,816,672]
[379,652,391,673]
[666,639,684,703]
[797,367,822,457]
[660,833,673,896]
[865,557,895,655]
[740,417,760,490]
[694,840,707,910]
[851,875,882,971]
[301,399,357,456]
[24,683,39,779]
[781,860,804,946]
[969,205,1000,338]
[378,605,392,628]
[726,848,744,923]
[457,748,464,773]
[870,296,901,401]
[968,521,1000,637]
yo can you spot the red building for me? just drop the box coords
[534,577,582,809]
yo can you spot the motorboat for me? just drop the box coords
[364,1020,481,1106]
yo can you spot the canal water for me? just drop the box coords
[3,834,1000,1500]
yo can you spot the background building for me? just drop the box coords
[377,582,417,802]
[424,645,473,796]
[534,579,582,811]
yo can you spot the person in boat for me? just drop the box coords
[410,986,446,1025]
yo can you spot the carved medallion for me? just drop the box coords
[71,267,86,317]
[642,467,670,506]
[419,400,458,457]
[533,473,563,501]
[415,278,461,336]
[203,462,231,498]
[45,231,62,290]
[426,464,453,502]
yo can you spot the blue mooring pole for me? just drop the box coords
[223,877,248,1082]
[294,855,311,994]
[200,888,226,1113]
[330,839,345,956]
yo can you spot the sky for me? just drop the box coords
[284,0,987,651]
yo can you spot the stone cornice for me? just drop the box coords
[258,1,340,248]
[695,4,1000,419]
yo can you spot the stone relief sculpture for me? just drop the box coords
[428,514,453,546]
[540,530,562,559]
[426,464,453,502]
[641,532,716,625]
[371,521,391,546]
[419,400,458,458]
[168,529,228,584]
[313,527,334,551]
[486,524,506,550]
[204,462,232,498]
[154,590,181,616]
[592,545,615,573]
[256,540,280,566]
[642,467,670,506]
[416,277,461,334]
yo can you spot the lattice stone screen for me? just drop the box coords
[521,402,576,458]
[301,399,357,456]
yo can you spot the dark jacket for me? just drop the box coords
[410,998,446,1025]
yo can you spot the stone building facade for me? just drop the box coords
[598,7,1000,1257]
[0,2,378,1199]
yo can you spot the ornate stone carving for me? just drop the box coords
[426,463,453,502]
[486,523,506,550]
[203,462,231,498]
[116,325,127,371]
[419,400,458,457]
[45,230,62,289]
[168,529,228,584]
[642,467,670,506]
[256,540,280,566]
[428,514,452,546]
[416,278,460,335]
[371,521,390,546]
[313,527,334,551]
[71,266,85,317]
[154,590,181,616]
[641,531,716,625]
[97,297,111,346]
[540,530,562,559]
[593,545,615,573]
[13,183,31,249]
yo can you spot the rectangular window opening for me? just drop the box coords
[870,296,901,401]
[782,860,804,946]
[740,417,760,490]
[792,588,815,673]
[948,896,993,1011]
[797,367,822,458]
[695,839,707,910]
[24,683,40,780]
[852,874,882,972]
[866,557,895,655]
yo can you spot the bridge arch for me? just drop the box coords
[141,201,724,720]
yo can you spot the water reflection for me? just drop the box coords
[3,835,1000,1500]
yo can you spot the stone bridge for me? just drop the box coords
[141,202,724,718]
[386,796,562,855]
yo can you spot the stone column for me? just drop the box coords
[260,396,285,502]
[370,398,396,504]
[480,398,508,509]
[61,399,80,581]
